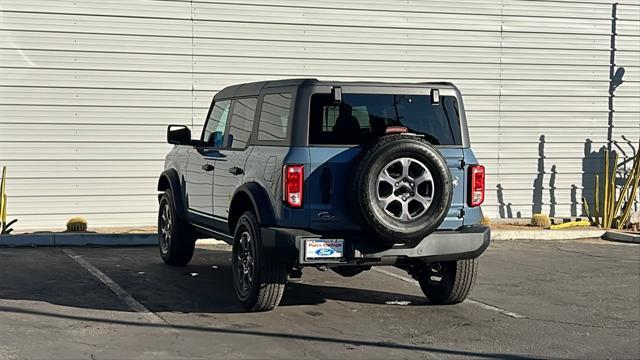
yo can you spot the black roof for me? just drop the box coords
[214,78,457,99]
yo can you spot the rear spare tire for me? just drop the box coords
[352,134,453,244]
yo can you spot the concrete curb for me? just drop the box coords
[0,233,231,247]
[602,230,640,244]
[0,229,609,247]
[0,233,158,247]
[0,234,56,246]
[491,229,606,241]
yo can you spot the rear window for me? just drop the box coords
[309,93,462,145]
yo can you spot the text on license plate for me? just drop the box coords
[304,239,344,260]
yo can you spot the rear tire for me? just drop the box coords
[417,259,478,305]
[232,211,287,311]
[158,190,196,266]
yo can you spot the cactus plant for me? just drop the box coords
[66,217,88,232]
[587,148,640,229]
[530,214,551,228]
[1,166,18,234]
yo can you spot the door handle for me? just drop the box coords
[228,166,244,175]
[202,163,214,172]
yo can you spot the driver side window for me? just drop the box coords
[202,100,231,147]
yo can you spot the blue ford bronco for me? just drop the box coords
[158,79,490,311]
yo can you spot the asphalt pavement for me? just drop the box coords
[0,238,638,359]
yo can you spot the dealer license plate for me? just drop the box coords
[304,239,344,260]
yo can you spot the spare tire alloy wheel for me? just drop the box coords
[376,157,434,222]
[353,134,453,244]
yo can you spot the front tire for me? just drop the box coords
[158,190,196,266]
[232,211,287,311]
[417,259,478,305]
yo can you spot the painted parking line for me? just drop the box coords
[372,267,526,319]
[63,248,167,324]
[463,299,526,319]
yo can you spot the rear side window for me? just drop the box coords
[227,97,257,149]
[203,100,231,147]
[258,93,292,142]
[309,93,462,145]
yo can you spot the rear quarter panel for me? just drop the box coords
[462,148,484,225]
[245,146,309,227]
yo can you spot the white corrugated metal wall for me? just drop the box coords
[1,0,638,230]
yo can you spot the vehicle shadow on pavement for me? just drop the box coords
[0,247,425,315]
[99,247,429,312]
[282,283,428,306]
[135,248,430,311]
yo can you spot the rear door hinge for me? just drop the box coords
[457,209,465,218]
[458,159,466,169]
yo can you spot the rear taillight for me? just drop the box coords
[468,165,485,207]
[283,165,304,208]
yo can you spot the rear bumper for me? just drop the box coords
[261,225,490,265]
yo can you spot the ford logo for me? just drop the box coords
[316,248,335,256]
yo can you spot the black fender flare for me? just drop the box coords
[157,169,187,220]
[229,182,276,231]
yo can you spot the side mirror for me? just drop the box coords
[167,125,191,145]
